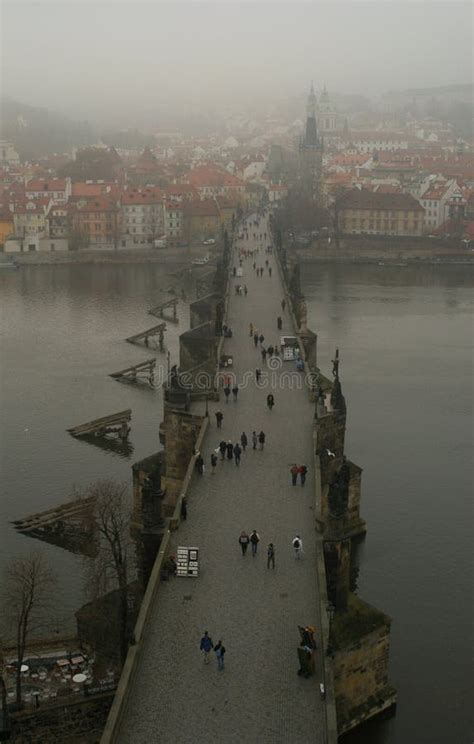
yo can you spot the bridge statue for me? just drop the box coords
[328,456,351,518]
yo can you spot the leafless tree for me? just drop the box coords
[0,552,56,705]
[84,479,134,666]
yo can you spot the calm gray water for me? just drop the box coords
[303,263,473,744]
[0,262,472,743]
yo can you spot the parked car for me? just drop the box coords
[154,239,167,248]
[203,238,216,245]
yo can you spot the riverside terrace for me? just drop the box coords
[113,214,332,743]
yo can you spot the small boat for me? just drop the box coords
[192,255,210,266]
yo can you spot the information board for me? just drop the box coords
[176,546,199,577]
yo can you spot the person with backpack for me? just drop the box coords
[290,463,299,486]
[258,431,266,450]
[267,543,275,570]
[299,464,308,486]
[219,440,227,460]
[215,410,224,429]
[233,442,242,466]
[210,452,218,474]
[252,431,258,450]
[292,535,303,560]
[214,641,226,671]
[240,432,248,451]
[238,531,250,556]
[250,530,260,556]
[200,631,214,664]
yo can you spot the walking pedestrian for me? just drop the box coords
[259,334,264,345]
[224,385,231,404]
[267,345,274,357]
[292,535,303,560]
[195,454,204,475]
[249,322,254,337]
[267,543,275,569]
[253,262,256,271]
[240,432,248,451]
[244,285,248,296]
[200,631,214,664]
[265,259,269,268]
[274,345,280,356]
[266,394,274,411]
[239,530,250,556]
[211,452,218,474]
[181,497,188,520]
[290,463,299,486]
[261,347,267,363]
[214,641,226,671]
[255,368,262,383]
[215,410,223,428]
[253,332,259,347]
[233,442,242,466]
[226,440,234,460]
[219,440,227,460]
[232,385,239,402]
[277,316,282,330]
[281,298,286,312]
[299,464,308,486]
[268,267,272,277]
[258,431,266,450]
[250,530,260,556]
[252,431,258,450]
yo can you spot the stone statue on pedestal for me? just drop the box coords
[328,457,351,518]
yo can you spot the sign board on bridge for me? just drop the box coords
[177,546,199,577]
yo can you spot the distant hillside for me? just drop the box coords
[381,84,473,138]
[0,98,97,160]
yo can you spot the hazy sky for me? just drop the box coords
[2,1,472,123]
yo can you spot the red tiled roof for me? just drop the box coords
[183,165,244,189]
[25,178,68,192]
[185,199,219,217]
[71,182,118,198]
[121,187,162,205]
[75,197,118,213]
[338,188,424,212]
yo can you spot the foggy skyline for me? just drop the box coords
[2,1,473,125]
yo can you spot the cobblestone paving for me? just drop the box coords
[120,215,327,744]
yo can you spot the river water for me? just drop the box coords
[0,262,472,743]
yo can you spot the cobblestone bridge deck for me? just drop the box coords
[119,215,328,743]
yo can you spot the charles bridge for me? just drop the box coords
[96,211,396,743]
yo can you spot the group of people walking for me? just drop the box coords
[193,213,308,674]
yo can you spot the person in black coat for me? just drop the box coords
[226,441,234,460]
[219,440,227,460]
[240,432,248,450]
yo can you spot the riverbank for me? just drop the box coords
[295,237,473,265]
[3,244,213,266]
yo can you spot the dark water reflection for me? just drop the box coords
[303,263,473,744]
[0,264,186,632]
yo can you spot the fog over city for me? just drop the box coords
[2,1,472,125]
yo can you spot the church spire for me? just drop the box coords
[303,82,320,147]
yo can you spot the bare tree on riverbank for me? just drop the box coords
[83,479,134,666]
[0,552,57,705]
